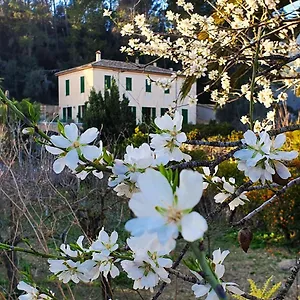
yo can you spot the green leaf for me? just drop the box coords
[57,120,65,136]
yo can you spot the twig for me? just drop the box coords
[273,258,300,300]
[185,140,241,147]
[234,177,300,227]
[172,148,237,170]
[152,243,189,300]
[168,269,198,284]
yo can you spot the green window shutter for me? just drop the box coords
[80,76,85,93]
[182,109,188,124]
[151,107,156,120]
[126,77,132,91]
[67,107,72,121]
[78,106,81,120]
[65,80,70,96]
[78,105,85,122]
[142,107,151,123]
[160,108,168,116]
[164,88,170,94]
[145,79,151,92]
[62,107,67,122]
[105,75,111,89]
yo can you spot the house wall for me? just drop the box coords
[58,68,93,122]
[58,67,197,124]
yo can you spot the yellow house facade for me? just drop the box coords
[55,51,197,124]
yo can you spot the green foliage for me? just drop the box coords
[82,80,136,150]
[124,126,150,148]
[0,98,40,125]
[183,120,234,140]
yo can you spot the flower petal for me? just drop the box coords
[51,135,72,148]
[177,170,203,210]
[45,145,64,155]
[243,130,257,147]
[81,145,102,161]
[64,123,79,142]
[137,169,173,209]
[181,212,207,242]
[274,161,291,179]
[273,133,286,149]
[79,127,99,144]
[65,149,79,170]
[53,157,66,174]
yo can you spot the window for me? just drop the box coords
[105,75,111,89]
[80,76,85,93]
[65,79,70,96]
[164,88,170,94]
[126,77,132,91]
[142,107,156,123]
[78,105,85,122]
[145,79,151,93]
[130,106,136,121]
[62,107,72,122]
[161,108,168,116]
[182,109,188,124]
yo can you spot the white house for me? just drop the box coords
[55,51,197,125]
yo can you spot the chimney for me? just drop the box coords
[153,62,157,67]
[135,57,139,64]
[96,50,101,62]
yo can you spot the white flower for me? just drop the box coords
[202,166,220,189]
[121,233,172,292]
[48,259,92,283]
[46,124,102,174]
[191,249,243,299]
[90,228,118,256]
[109,143,168,197]
[60,235,88,258]
[88,254,120,280]
[188,96,198,106]
[17,281,53,300]
[240,115,249,125]
[125,168,207,245]
[234,130,298,183]
[127,232,174,258]
[214,177,249,210]
[103,9,112,17]
[150,111,191,162]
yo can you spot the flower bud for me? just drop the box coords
[22,127,34,135]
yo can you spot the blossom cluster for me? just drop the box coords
[108,111,191,197]
[234,130,298,183]
[202,167,249,210]
[48,228,120,284]
[116,0,299,108]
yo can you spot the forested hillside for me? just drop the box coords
[0,0,164,104]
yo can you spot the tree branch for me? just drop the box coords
[273,258,300,300]
[234,177,300,227]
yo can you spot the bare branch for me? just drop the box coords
[273,258,300,300]
[234,177,300,227]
